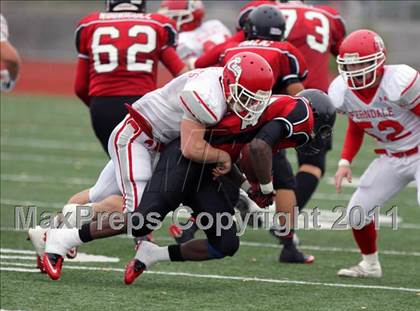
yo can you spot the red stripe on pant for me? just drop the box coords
[114,117,131,204]
[126,125,142,212]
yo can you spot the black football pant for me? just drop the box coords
[89,96,141,156]
[130,138,240,258]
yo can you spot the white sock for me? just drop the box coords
[135,242,169,268]
[45,228,84,256]
[362,252,379,266]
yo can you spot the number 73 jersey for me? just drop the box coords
[75,12,178,96]
[329,65,420,154]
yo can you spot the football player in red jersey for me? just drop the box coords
[179,5,313,262]
[235,0,346,252]
[74,0,187,154]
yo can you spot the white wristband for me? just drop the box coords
[240,180,251,192]
[338,159,351,167]
[260,181,274,194]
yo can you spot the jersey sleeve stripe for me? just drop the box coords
[401,71,419,96]
[192,91,218,121]
[179,96,198,119]
[409,94,420,106]
[78,53,89,59]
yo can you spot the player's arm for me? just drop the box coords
[335,118,365,193]
[161,47,188,76]
[74,57,90,106]
[273,43,308,95]
[399,70,420,116]
[195,31,245,68]
[0,17,21,92]
[248,120,292,192]
[0,40,21,82]
[180,118,231,174]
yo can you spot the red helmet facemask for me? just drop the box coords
[337,29,386,90]
[221,52,274,122]
[159,0,205,32]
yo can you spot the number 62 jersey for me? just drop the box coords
[329,65,420,154]
[75,12,185,97]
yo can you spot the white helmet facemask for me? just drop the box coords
[337,52,385,90]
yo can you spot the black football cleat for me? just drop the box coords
[279,245,314,264]
[124,259,146,285]
[43,253,64,280]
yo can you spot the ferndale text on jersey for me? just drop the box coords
[348,107,394,120]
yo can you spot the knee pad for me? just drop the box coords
[297,149,327,176]
[207,234,240,259]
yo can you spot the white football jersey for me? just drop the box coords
[0,14,9,42]
[329,65,420,153]
[133,67,227,143]
[177,20,231,61]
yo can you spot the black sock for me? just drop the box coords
[296,172,319,210]
[280,229,295,248]
[168,244,185,262]
[78,223,93,243]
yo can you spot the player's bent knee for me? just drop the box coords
[208,235,240,258]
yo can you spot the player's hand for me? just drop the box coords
[247,183,275,208]
[212,151,232,177]
[335,166,352,193]
[0,70,15,93]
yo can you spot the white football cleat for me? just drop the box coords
[45,228,80,258]
[337,261,382,278]
[28,226,47,272]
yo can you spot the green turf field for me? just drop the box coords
[1,94,419,311]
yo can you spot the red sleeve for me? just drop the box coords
[160,47,186,76]
[195,31,245,68]
[341,118,365,163]
[74,58,90,106]
[282,42,308,81]
[411,103,420,116]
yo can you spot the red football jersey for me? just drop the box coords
[206,95,314,160]
[75,12,184,96]
[221,40,308,93]
[238,1,346,92]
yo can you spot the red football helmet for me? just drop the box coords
[159,0,205,32]
[337,29,386,90]
[222,52,274,121]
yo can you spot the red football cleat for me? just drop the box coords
[36,255,46,273]
[124,259,146,285]
[43,253,63,280]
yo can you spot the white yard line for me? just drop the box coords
[0,261,419,293]
[1,152,104,167]
[1,174,94,186]
[1,138,101,152]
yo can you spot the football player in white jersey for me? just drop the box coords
[329,29,420,278]
[29,52,274,279]
[0,14,21,92]
[158,0,231,68]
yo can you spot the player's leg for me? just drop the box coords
[28,159,121,269]
[295,137,330,210]
[271,150,314,263]
[43,121,156,280]
[89,96,140,155]
[125,177,240,284]
[338,156,413,278]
